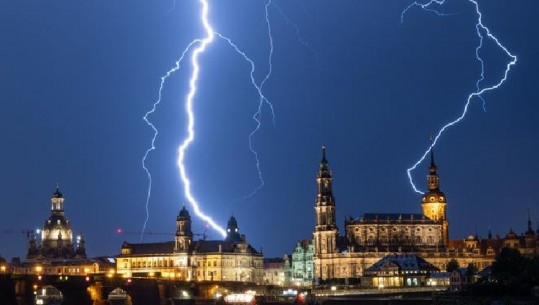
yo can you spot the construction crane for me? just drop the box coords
[115,229,173,236]
[1,229,38,239]
[116,225,210,240]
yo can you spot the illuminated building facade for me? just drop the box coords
[27,187,86,260]
[361,254,440,288]
[11,187,113,276]
[263,256,290,286]
[502,214,538,256]
[290,240,314,287]
[312,147,510,282]
[116,207,265,284]
[0,255,8,274]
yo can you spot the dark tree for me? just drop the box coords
[446,259,459,272]
[491,247,524,284]
[466,263,478,276]
[520,255,539,286]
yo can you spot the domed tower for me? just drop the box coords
[175,206,193,252]
[313,146,338,255]
[225,215,241,243]
[421,149,449,245]
[40,186,75,258]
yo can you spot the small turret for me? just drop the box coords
[226,215,241,243]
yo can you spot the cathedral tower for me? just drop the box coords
[313,147,338,255]
[421,149,449,245]
[175,206,193,252]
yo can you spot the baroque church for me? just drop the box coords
[27,187,86,259]
[12,187,115,277]
[312,147,508,281]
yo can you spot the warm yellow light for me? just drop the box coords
[148,272,155,277]
[108,269,115,274]
[0,266,6,272]
[84,268,90,274]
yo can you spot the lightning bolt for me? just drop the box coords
[271,1,320,69]
[140,40,200,241]
[142,0,276,239]
[401,0,457,23]
[403,0,517,195]
[233,0,276,201]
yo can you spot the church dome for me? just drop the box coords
[422,190,446,203]
[466,235,477,241]
[505,229,518,240]
[177,206,191,220]
[43,216,71,231]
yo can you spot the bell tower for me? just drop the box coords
[175,206,192,252]
[421,148,449,245]
[313,147,338,255]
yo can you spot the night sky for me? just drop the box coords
[1,0,538,260]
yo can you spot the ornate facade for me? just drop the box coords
[12,187,113,277]
[290,239,314,286]
[263,256,290,286]
[116,207,265,284]
[312,147,508,282]
[27,187,86,260]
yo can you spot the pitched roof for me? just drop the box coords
[365,254,440,273]
[122,241,175,255]
[349,213,437,224]
[121,240,261,256]
[264,257,285,268]
[193,240,260,255]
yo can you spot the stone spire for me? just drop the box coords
[427,148,440,191]
[317,146,334,200]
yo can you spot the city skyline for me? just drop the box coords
[1,0,538,260]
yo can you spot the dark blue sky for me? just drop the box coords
[1,0,537,259]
